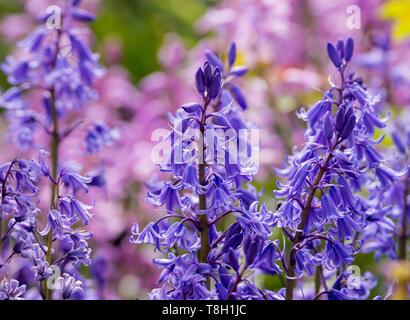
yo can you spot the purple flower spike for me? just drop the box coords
[274,39,404,300]
[133,44,281,300]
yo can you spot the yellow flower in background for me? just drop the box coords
[384,261,410,300]
[381,0,410,41]
[234,51,246,67]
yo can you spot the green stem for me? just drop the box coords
[44,29,61,300]
[315,267,321,295]
[44,86,59,301]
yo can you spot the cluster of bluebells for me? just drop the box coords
[131,43,286,300]
[0,0,116,151]
[274,37,407,300]
[0,278,26,300]
[0,152,93,299]
[361,124,409,262]
[132,36,409,300]
[0,0,111,300]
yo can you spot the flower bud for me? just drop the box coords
[203,62,213,86]
[343,106,353,123]
[324,111,333,140]
[231,84,247,110]
[340,115,356,140]
[244,236,261,266]
[225,223,242,240]
[195,68,205,94]
[327,42,341,68]
[228,248,239,271]
[228,42,236,68]
[336,38,344,59]
[345,37,354,62]
[222,233,243,253]
[205,50,224,72]
[335,104,346,131]
[208,72,222,99]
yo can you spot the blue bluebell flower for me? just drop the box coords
[59,273,83,300]
[132,44,275,300]
[274,38,403,300]
[0,279,26,300]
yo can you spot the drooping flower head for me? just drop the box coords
[132,43,282,300]
[274,37,405,300]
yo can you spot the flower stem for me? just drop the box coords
[285,151,334,300]
[398,172,409,260]
[44,85,59,301]
[44,30,61,300]
[198,122,210,289]
[226,266,247,300]
[0,160,16,253]
[315,266,321,295]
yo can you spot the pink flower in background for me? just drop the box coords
[0,14,33,42]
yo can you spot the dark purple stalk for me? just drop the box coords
[226,264,248,300]
[1,221,17,242]
[211,227,230,249]
[285,147,335,300]
[398,172,409,260]
[0,160,16,252]
[271,241,288,272]
[208,210,243,225]
[197,97,210,289]
[313,290,331,300]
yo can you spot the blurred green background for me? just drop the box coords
[0,0,220,87]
